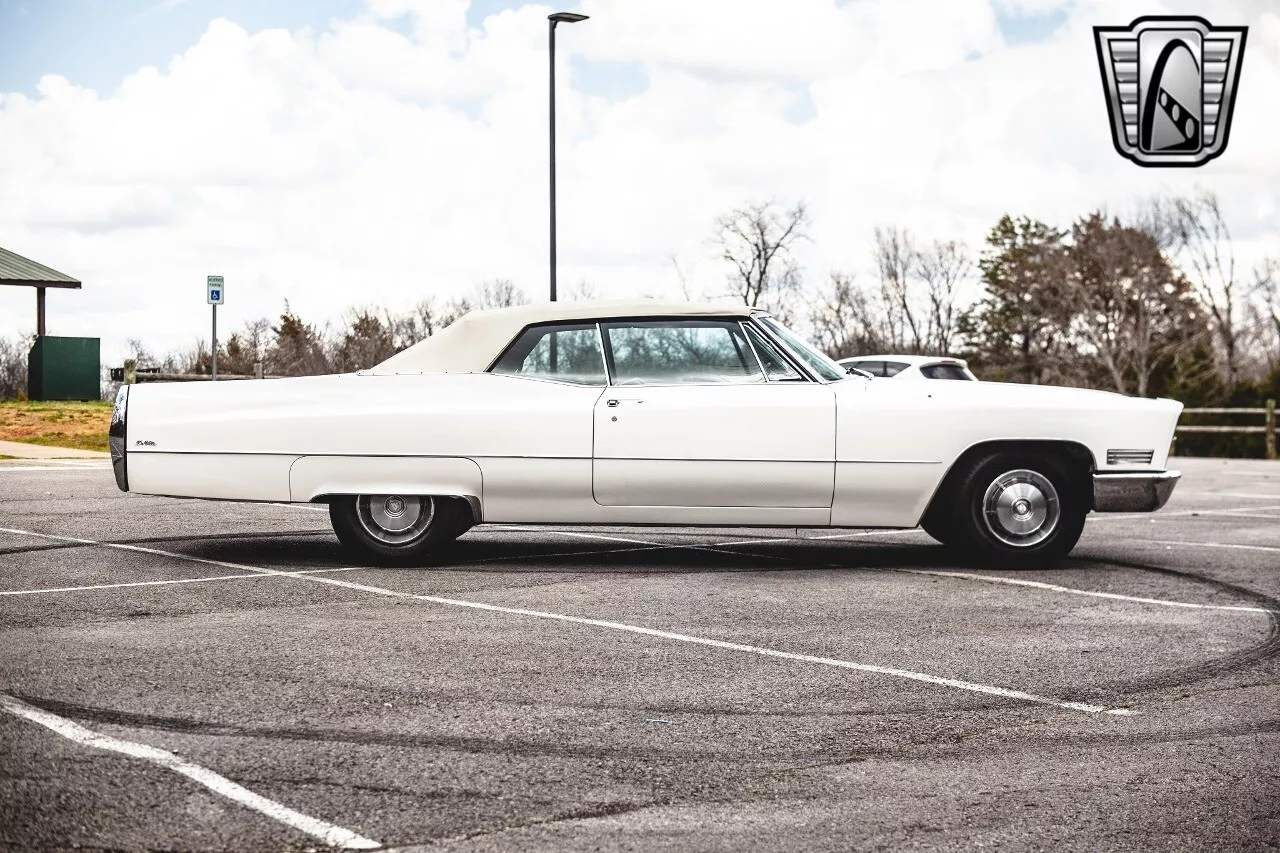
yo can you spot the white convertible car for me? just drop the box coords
[109,300,1182,568]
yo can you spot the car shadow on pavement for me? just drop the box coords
[175,531,959,574]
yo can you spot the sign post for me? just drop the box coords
[206,276,224,380]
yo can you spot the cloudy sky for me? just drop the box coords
[1,0,1277,364]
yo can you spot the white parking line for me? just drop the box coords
[654,536,1276,616]
[466,524,1277,618]
[899,570,1273,614]
[0,526,1129,716]
[1146,539,1280,555]
[0,466,111,473]
[1182,492,1280,500]
[0,694,379,850]
[34,460,111,467]
[1087,503,1280,521]
[0,566,370,597]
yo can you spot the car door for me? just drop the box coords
[480,321,610,521]
[592,319,836,508]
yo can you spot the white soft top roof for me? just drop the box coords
[367,298,753,375]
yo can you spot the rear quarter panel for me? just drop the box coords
[123,373,603,506]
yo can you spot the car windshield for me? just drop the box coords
[757,317,848,382]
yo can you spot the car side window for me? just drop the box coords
[883,361,909,377]
[743,324,804,381]
[853,361,884,377]
[920,364,974,380]
[489,323,607,385]
[602,320,765,385]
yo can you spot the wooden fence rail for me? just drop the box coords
[1176,399,1276,460]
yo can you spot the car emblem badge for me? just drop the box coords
[1093,16,1247,167]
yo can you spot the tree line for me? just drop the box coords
[718,190,1278,404]
[120,278,543,380]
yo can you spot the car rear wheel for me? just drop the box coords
[949,452,1086,569]
[329,494,470,565]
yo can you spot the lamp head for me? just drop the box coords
[549,12,589,24]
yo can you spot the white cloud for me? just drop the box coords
[0,0,1276,366]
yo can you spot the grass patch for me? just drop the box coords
[0,400,113,453]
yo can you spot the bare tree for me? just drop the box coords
[915,239,972,354]
[426,280,530,330]
[218,319,271,375]
[564,279,598,301]
[124,337,179,372]
[471,279,529,310]
[330,310,397,372]
[1150,190,1248,386]
[668,254,697,301]
[713,200,809,322]
[808,273,885,358]
[1252,255,1280,372]
[1065,213,1201,396]
[0,335,31,399]
[388,299,446,350]
[873,226,923,351]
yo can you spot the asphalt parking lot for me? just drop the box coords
[1,457,1278,853]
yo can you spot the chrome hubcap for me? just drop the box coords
[982,469,1060,548]
[357,494,435,546]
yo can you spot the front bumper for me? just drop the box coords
[1092,470,1180,513]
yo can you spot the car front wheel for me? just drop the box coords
[328,494,470,565]
[950,452,1086,569]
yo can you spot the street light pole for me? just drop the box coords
[548,12,588,302]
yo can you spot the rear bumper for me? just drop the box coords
[109,385,128,492]
[1092,470,1180,513]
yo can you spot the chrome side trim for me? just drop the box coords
[1092,470,1180,513]
[738,320,770,379]
[744,315,823,383]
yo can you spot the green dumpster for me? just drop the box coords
[28,336,101,401]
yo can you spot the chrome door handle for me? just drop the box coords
[607,399,619,407]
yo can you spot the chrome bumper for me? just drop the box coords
[109,385,128,492]
[1092,470,1180,513]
